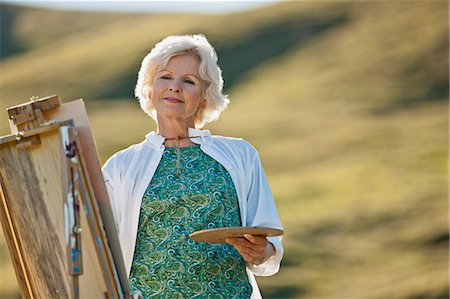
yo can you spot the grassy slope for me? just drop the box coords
[0,1,448,298]
[214,2,448,298]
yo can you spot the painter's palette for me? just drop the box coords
[189,227,284,244]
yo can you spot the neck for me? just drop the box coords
[157,117,196,147]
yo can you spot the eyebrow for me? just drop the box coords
[159,69,200,80]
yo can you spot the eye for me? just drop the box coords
[184,79,195,85]
[160,75,171,80]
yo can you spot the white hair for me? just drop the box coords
[135,34,229,128]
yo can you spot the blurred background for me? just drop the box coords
[0,1,448,298]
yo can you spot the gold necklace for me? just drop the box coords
[164,136,201,177]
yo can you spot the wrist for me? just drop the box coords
[254,242,275,265]
[265,242,275,261]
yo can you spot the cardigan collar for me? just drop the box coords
[144,127,211,148]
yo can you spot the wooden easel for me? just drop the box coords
[0,95,135,298]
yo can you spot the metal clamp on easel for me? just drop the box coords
[6,95,61,148]
[61,125,84,299]
[7,95,60,132]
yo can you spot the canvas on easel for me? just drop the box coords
[0,95,132,298]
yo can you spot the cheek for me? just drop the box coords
[188,91,204,109]
[187,86,203,100]
[152,81,166,94]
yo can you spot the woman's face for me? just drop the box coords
[151,54,206,126]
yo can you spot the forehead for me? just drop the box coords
[162,54,201,75]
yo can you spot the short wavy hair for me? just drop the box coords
[135,34,229,128]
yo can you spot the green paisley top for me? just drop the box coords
[129,144,252,298]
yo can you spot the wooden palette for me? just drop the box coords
[189,227,284,244]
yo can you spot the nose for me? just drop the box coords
[169,81,181,92]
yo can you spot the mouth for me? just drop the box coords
[163,97,184,103]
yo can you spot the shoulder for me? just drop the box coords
[102,139,152,170]
[210,134,254,148]
[209,135,259,159]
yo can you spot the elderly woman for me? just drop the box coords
[102,34,283,298]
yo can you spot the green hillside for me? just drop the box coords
[0,1,448,298]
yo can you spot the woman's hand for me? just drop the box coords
[225,234,275,265]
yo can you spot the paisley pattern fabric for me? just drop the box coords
[129,144,252,298]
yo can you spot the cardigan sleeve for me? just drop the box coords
[245,148,284,276]
[102,156,121,233]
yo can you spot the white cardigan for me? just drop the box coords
[102,128,284,298]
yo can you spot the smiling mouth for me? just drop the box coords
[164,97,184,103]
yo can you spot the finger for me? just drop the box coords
[225,237,238,245]
[225,238,266,263]
[230,239,257,254]
[233,237,263,252]
[240,251,253,262]
[236,245,254,256]
[234,246,258,263]
[227,238,258,255]
[234,242,268,262]
[226,236,250,248]
[226,237,268,262]
[243,234,268,245]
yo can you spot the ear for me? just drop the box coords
[199,99,207,110]
[195,99,207,124]
[147,90,153,102]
